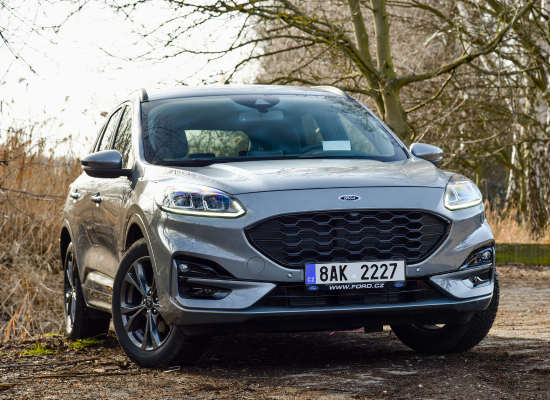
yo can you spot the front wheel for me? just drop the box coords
[112,239,209,367]
[391,270,499,354]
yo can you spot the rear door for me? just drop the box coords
[93,104,135,280]
[69,162,99,273]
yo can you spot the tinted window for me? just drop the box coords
[114,105,133,168]
[98,108,122,152]
[141,95,407,164]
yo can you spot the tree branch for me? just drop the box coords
[396,0,536,88]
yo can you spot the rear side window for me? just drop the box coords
[97,108,122,152]
[114,105,133,168]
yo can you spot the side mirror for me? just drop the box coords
[82,150,132,178]
[410,143,443,165]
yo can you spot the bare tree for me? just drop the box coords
[100,0,550,231]
[108,0,534,146]
[1,0,54,78]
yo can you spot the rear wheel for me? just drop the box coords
[112,239,209,367]
[64,243,110,340]
[391,270,499,353]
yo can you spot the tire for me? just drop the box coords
[64,243,110,340]
[111,239,209,368]
[391,269,499,354]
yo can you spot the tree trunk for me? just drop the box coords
[525,95,549,232]
[380,83,411,145]
[347,0,412,145]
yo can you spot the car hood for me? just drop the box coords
[145,158,452,195]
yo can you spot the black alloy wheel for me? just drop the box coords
[112,239,210,367]
[120,256,172,350]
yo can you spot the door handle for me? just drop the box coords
[69,191,80,200]
[91,194,102,204]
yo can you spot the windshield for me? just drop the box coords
[140,94,408,164]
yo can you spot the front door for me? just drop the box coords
[93,104,135,280]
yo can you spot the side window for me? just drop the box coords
[97,108,122,152]
[114,105,133,168]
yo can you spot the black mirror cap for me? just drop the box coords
[82,150,132,178]
[84,168,132,178]
[410,143,443,166]
[82,150,122,169]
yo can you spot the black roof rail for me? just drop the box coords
[311,85,354,100]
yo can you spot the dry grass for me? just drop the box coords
[485,201,550,244]
[0,126,80,340]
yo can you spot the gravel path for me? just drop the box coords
[1,265,549,399]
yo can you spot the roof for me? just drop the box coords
[139,85,348,102]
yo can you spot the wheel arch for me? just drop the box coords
[125,221,145,251]
[121,209,160,278]
[60,220,74,268]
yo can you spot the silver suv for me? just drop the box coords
[60,85,498,367]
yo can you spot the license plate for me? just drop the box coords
[305,260,406,290]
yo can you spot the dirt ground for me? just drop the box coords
[1,265,549,400]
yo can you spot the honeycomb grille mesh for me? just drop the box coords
[246,210,449,268]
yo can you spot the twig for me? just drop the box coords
[39,283,63,295]
[406,69,455,114]
[0,357,99,370]
[0,187,65,199]
[12,371,132,380]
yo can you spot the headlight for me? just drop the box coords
[444,174,482,210]
[157,184,246,217]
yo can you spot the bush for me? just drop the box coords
[0,125,80,339]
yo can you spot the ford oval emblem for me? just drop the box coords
[394,282,405,288]
[308,286,318,291]
[339,195,361,201]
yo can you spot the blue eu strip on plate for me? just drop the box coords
[305,264,316,285]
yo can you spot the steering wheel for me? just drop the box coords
[299,143,324,154]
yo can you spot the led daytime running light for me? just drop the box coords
[157,185,246,218]
[444,175,482,210]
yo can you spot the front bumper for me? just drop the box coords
[172,293,492,336]
[141,186,494,333]
[161,265,494,334]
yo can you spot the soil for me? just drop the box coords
[1,264,549,400]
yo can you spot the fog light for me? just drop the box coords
[465,247,493,268]
[176,260,219,281]
[178,264,188,273]
[479,250,492,261]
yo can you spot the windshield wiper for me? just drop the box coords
[153,159,219,166]
[154,156,300,166]
[298,155,361,159]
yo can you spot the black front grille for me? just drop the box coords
[246,210,449,268]
[258,281,443,308]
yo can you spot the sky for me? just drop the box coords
[0,0,254,156]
